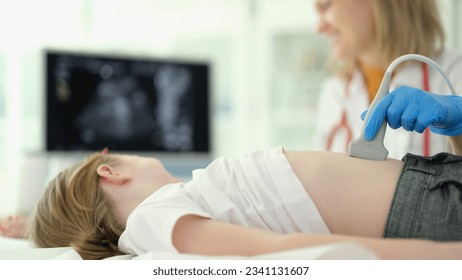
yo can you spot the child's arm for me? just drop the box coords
[172,215,461,260]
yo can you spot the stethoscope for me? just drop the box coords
[327,55,455,158]
[421,63,431,156]
[325,82,353,152]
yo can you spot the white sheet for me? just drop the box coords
[0,236,378,260]
[130,243,378,260]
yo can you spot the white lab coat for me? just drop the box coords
[313,48,462,159]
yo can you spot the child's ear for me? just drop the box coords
[96,164,132,185]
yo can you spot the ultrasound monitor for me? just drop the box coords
[45,50,210,153]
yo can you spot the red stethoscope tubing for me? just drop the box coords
[325,110,353,151]
[326,63,431,155]
[326,77,353,151]
[422,63,431,156]
[325,97,353,151]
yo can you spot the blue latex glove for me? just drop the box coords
[364,86,462,141]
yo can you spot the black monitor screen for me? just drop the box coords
[45,51,210,152]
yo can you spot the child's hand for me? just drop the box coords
[0,215,28,239]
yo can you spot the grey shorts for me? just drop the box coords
[384,153,462,241]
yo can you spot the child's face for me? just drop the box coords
[112,154,178,183]
[90,153,182,225]
[107,154,181,194]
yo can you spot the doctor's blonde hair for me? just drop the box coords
[27,152,125,260]
[336,0,445,78]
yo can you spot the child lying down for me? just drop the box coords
[27,146,462,260]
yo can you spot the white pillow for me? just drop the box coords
[0,236,31,250]
[0,247,82,260]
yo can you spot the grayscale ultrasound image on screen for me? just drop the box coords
[45,51,210,152]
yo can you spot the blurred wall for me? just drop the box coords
[0,0,460,215]
[0,0,319,215]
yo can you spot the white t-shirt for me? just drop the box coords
[118,146,330,255]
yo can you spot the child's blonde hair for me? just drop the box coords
[27,152,125,260]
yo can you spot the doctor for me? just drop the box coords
[313,0,462,159]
